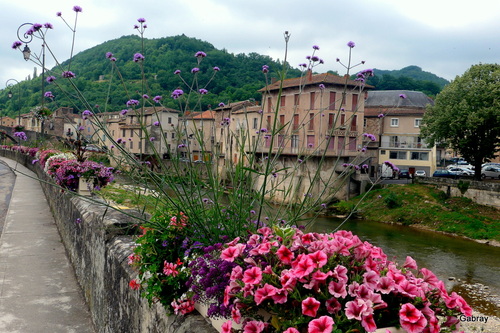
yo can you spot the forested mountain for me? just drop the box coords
[365,66,449,96]
[1,36,449,118]
[1,35,301,117]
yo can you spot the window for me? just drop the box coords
[390,118,399,127]
[414,118,422,127]
[309,113,314,130]
[352,94,358,111]
[307,135,315,148]
[337,136,345,151]
[168,117,172,124]
[122,129,126,137]
[328,113,334,130]
[130,129,134,138]
[267,97,272,113]
[326,136,335,150]
[340,114,346,128]
[363,118,367,127]
[381,150,386,155]
[348,137,357,151]
[350,115,357,131]
[280,95,286,107]
[130,141,133,149]
[390,136,399,147]
[277,135,285,148]
[279,115,285,126]
[411,152,429,160]
[389,151,407,159]
[291,135,299,148]
[329,92,336,110]
[310,92,315,109]
[267,116,272,129]
[294,94,300,106]
[253,117,258,129]
[293,114,299,130]
[172,133,175,139]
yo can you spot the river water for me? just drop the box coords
[308,217,500,316]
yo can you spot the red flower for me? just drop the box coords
[308,250,327,268]
[399,303,428,333]
[291,254,315,278]
[301,296,320,317]
[129,279,140,290]
[221,320,232,333]
[243,320,265,333]
[307,316,334,333]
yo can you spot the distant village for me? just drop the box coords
[2,70,444,201]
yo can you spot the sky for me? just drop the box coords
[1,0,499,92]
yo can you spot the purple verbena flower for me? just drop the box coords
[82,110,93,117]
[195,51,207,58]
[262,65,269,73]
[319,84,325,90]
[126,99,139,106]
[153,95,162,103]
[378,113,385,118]
[312,45,320,50]
[56,12,62,17]
[44,91,54,99]
[137,18,146,23]
[142,94,149,99]
[153,121,160,126]
[218,102,225,107]
[149,137,155,141]
[62,71,76,78]
[213,66,220,71]
[73,6,83,12]
[199,88,208,95]
[347,41,356,48]
[12,41,22,49]
[399,93,407,99]
[171,89,184,99]
[191,67,200,74]
[105,52,113,59]
[174,69,181,75]
[133,53,144,62]
[120,109,128,116]
[44,23,53,29]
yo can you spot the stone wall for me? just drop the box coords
[0,150,216,333]
[416,177,500,209]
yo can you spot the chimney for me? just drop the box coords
[307,69,313,82]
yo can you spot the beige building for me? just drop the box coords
[364,90,443,177]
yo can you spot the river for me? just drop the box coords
[308,217,500,316]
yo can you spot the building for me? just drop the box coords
[230,70,373,203]
[364,90,443,177]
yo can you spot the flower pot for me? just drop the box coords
[194,302,242,332]
[78,177,92,196]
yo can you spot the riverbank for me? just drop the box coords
[329,183,500,243]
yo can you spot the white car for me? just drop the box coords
[447,167,474,176]
[447,162,473,170]
[481,166,500,179]
[414,170,426,177]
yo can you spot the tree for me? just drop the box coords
[421,64,500,180]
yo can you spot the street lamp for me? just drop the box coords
[15,22,46,132]
[6,78,21,126]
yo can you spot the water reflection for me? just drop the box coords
[308,217,500,315]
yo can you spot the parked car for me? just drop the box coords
[447,167,474,176]
[433,170,459,179]
[414,170,426,177]
[482,162,500,168]
[481,166,500,179]
[398,169,411,179]
[447,162,473,170]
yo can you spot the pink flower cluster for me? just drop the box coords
[220,227,471,333]
[171,297,195,315]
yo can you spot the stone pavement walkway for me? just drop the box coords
[0,157,95,332]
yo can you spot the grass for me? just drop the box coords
[331,184,500,242]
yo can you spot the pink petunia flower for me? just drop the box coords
[243,266,263,285]
[221,320,232,333]
[301,296,321,317]
[399,303,428,333]
[254,283,277,305]
[243,320,265,333]
[291,254,315,279]
[221,243,245,261]
[308,250,328,268]
[283,328,300,333]
[308,316,334,333]
[276,245,294,264]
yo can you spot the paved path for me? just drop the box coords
[0,158,95,333]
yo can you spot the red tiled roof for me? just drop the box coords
[259,72,373,92]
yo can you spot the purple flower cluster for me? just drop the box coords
[126,99,139,107]
[14,131,28,141]
[171,89,184,99]
[384,160,400,172]
[362,133,376,141]
[62,71,76,78]
[133,53,145,62]
[187,244,237,318]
